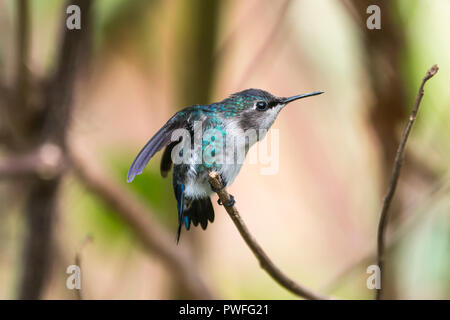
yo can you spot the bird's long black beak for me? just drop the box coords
[281,91,324,104]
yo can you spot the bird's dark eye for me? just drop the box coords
[256,101,268,111]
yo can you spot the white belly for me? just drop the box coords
[182,159,244,199]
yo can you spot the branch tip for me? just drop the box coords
[375,64,438,300]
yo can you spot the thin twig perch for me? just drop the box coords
[322,171,448,294]
[376,64,439,300]
[208,171,328,300]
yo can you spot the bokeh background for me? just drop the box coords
[0,0,449,299]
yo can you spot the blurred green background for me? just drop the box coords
[0,0,449,299]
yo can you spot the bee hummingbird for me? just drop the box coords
[127,89,323,242]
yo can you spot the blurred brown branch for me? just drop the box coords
[13,0,93,299]
[3,0,216,300]
[73,234,93,300]
[71,152,214,299]
[0,144,66,180]
[172,0,221,106]
[346,0,407,174]
[0,151,43,179]
[208,171,328,300]
[14,0,31,144]
[376,64,439,300]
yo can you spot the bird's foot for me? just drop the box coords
[210,173,227,193]
[217,195,235,207]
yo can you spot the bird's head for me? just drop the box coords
[221,88,323,132]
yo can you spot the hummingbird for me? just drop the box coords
[127,89,323,242]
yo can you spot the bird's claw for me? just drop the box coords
[217,195,235,207]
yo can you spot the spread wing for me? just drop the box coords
[127,113,183,183]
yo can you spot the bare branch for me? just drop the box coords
[376,64,439,300]
[208,171,329,300]
[71,152,214,299]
